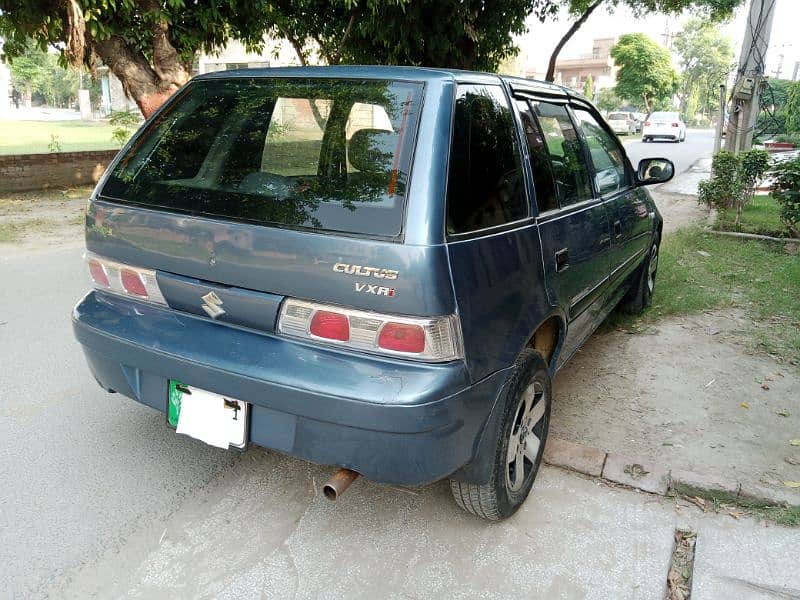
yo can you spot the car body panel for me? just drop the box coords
[73,66,662,485]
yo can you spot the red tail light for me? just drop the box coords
[84,253,166,306]
[121,269,148,297]
[278,299,463,362]
[672,122,679,127]
[644,121,651,127]
[88,259,109,288]
[310,311,350,341]
[378,322,425,353]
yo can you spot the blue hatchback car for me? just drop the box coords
[73,67,672,520]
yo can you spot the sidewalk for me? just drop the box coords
[49,449,799,599]
[659,156,712,196]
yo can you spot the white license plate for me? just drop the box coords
[168,381,248,449]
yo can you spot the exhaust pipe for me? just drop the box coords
[323,468,359,501]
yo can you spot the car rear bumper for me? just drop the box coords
[72,291,511,485]
[643,132,679,140]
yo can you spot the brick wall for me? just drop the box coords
[0,150,120,194]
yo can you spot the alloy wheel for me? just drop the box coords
[505,380,547,492]
[647,243,659,293]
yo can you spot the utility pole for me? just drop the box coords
[713,84,726,154]
[793,61,800,82]
[724,0,777,153]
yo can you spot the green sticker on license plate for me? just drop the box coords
[168,380,184,427]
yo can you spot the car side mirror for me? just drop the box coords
[636,158,675,186]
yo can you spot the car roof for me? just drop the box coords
[194,65,573,98]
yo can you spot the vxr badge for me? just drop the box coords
[201,291,225,319]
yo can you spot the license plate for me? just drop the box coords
[168,380,248,449]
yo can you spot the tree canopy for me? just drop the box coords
[0,0,536,117]
[530,0,745,82]
[673,16,735,119]
[610,32,679,113]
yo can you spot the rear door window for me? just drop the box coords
[446,85,527,234]
[516,99,558,213]
[528,101,592,207]
[100,78,423,238]
[572,108,632,196]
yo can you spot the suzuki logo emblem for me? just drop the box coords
[201,291,225,319]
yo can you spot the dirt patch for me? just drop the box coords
[650,187,711,234]
[0,186,89,252]
[551,310,800,504]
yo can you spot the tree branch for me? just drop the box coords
[545,0,605,83]
[329,11,357,66]
[277,24,308,66]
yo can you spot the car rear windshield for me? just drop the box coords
[649,112,678,120]
[608,113,629,120]
[100,78,423,238]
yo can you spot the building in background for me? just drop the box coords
[553,37,617,94]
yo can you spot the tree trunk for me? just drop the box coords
[93,16,190,118]
[545,0,605,83]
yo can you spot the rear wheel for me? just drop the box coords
[450,349,551,521]
[619,236,659,314]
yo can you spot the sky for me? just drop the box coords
[515,0,799,80]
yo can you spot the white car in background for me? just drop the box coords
[642,111,686,142]
[606,111,637,135]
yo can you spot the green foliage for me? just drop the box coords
[699,150,770,227]
[770,157,800,238]
[596,88,622,113]
[785,81,800,134]
[774,133,800,145]
[698,151,742,211]
[582,74,595,99]
[530,0,743,22]
[109,110,141,148]
[47,133,62,153]
[610,33,679,113]
[673,16,735,119]
[7,40,80,107]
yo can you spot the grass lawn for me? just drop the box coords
[611,227,800,365]
[714,194,787,238]
[0,120,120,155]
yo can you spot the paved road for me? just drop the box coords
[2,148,797,599]
[624,128,714,177]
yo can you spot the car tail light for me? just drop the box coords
[88,259,109,288]
[84,252,166,306]
[278,298,463,362]
[378,322,425,353]
[310,310,350,341]
[644,121,651,126]
[672,122,679,127]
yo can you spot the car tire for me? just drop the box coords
[642,136,648,142]
[450,348,551,521]
[619,236,659,315]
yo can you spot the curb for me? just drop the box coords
[543,437,800,509]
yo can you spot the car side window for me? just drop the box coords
[572,108,632,196]
[516,99,558,213]
[527,101,592,207]
[447,85,527,235]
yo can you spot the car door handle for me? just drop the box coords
[613,220,622,238]
[555,248,569,273]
